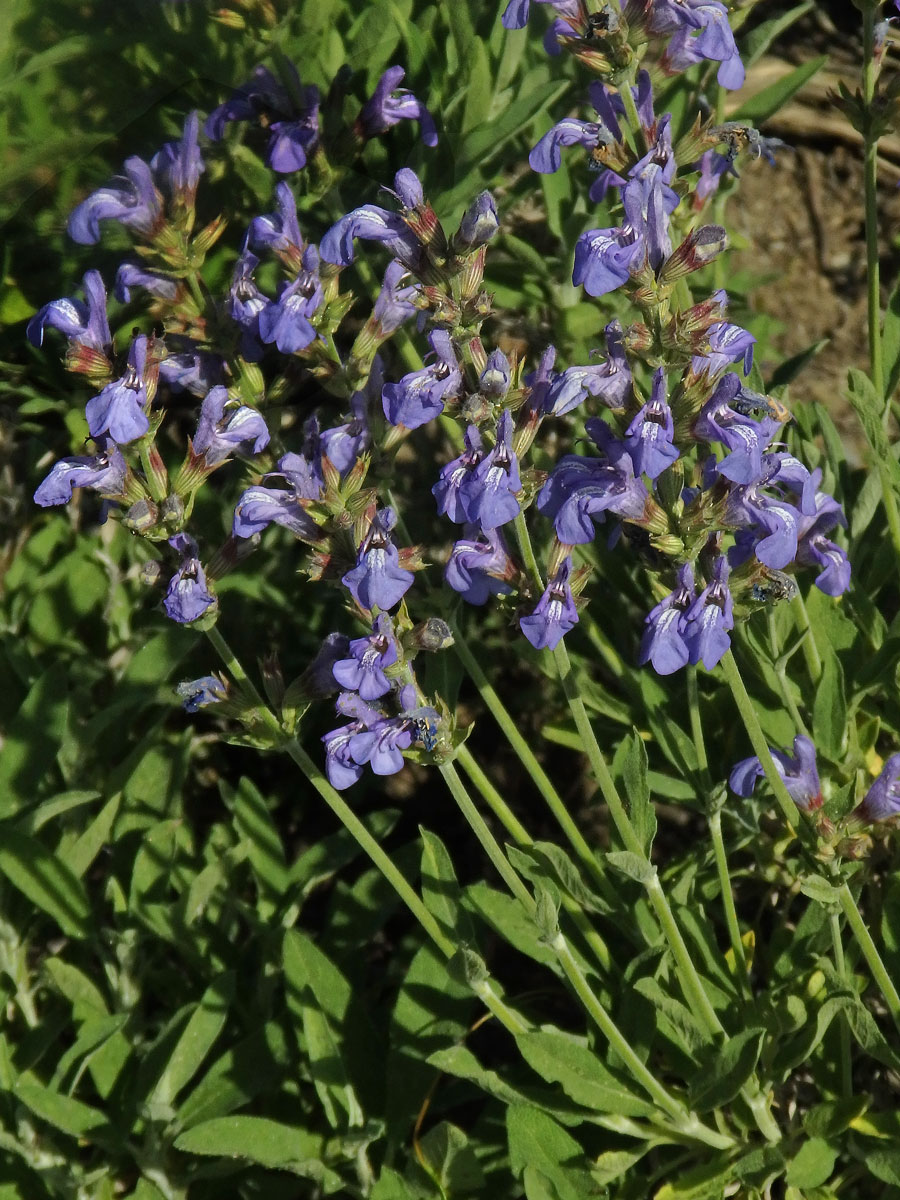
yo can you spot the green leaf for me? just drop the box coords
[417,1121,485,1193]
[804,1096,868,1139]
[612,729,656,855]
[846,367,900,490]
[811,649,846,760]
[882,269,900,402]
[177,1022,290,1128]
[427,1044,533,1109]
[68,795,120,879]
[687,1028,764,1111]
[173,1116,341,1186]
[44,958,107,1016]
[732,56,827,125]
[227,777,288,911]
[867,1148,900,1186]
[785,1138,837,1188]
[14,1073,109,1141]
[798,876,842,907]
[767,339,828,392]
[742,1,813,66]
[0,829,91,938]
[506,1106,593,1200]
[605,851,655,885]
[420,827,471,941]
[0,663,69,815]
[149,973,234,1107]
[461,37,492,136]
[371,1167,418,1200]
[516,1030,654,1117]
[283,930,363,1129]
[464,881,557,967]
[386,942,472,1139]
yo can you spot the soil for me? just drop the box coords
[727,4,900,457]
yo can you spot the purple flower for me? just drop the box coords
[150,111,204,206]
[164,533,216,624]
[520,558,578,650]
[332,614,398,700]
[158,346,224,396]
[480,349,511,397]
[651,0,745,89]
[115,262,179,303]
[726,453,817,570]
[192,386,269,465]
[693,149,737,207]
[176,675,227,712]
[27,270,112,352]
[729,734,822,811]
[858,754,900,821]
[548,321,633,416]
[68,157,163,245]
[530,115,612,176]
[502,0,581,30]
[464,409,521,530]
[248,181,306,267]
[349,716,414,776]
[682,556,733,669]
[433,425,485,523]
[372,260,419,335]
[206,64,321,173]
[34,440,127,507]
[319,170,424,270]
[453,191,499,251]
[692,321,755,378]
[638,563,695,675]
[85,335,152,444]
[321,389,371,475]
[625,368,678,480]
[342,507,414,611]
[232,439,323,540]
[322,693,385,790]
[444,526,515,605]
[382,329,461,428]
[572,219,644,298]
[227,245,270,359]
[537,419,649,544]
[258,246,323,353]
[694,374,780,486]
[358,65,438,147]
[796,479,850,596]
[524,345,559,416]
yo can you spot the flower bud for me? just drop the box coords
[659,226,728,284]
[452,191,499,254]
[124,498,159,533]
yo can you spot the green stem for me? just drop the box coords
[790,591,822,684]
[513,511,544,591]
[687,667,710,782]
[708,810,751,1000]
[829,909,852,1099]
[203,626,528,1035]
[438,762,535,911]
[838,883,900,1034]
[457,744,530,843]
[550,933,734,1150]
[617,76,648,156]
[456,744,612,972]
[767,612,811,739]
[449,618,614,904]
[861,3,885,409]
[551,640,723,1039]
